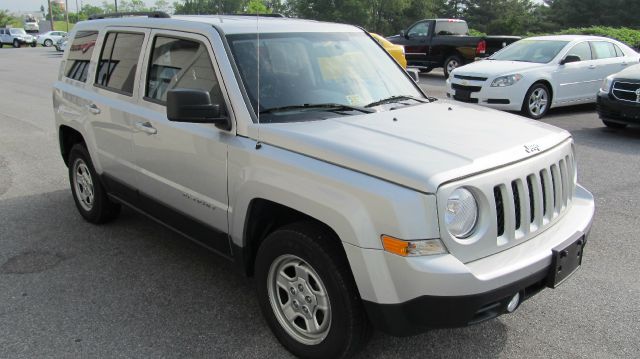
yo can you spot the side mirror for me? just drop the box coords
[167,88,231,130]
[400,30,407,39]
[560,55,581,65]
[407,68,420,82]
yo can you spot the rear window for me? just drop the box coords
[95,32,145,95]
[64,31,98,82]
[434,21,468,36]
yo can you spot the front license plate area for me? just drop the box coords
[547,236,586,288]
[455,89,471,101]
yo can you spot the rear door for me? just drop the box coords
[91,28,149,196]
[131,30,233,255]
[590,41,629,92]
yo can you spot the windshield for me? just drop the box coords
[10,28,27,35]
[490,40,569,63]
[226,32,423,123]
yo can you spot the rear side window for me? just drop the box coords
[95,32,145,95]
[64,31,98,82]
[145,36,223,105]
[566,42,592,62]
[434,21,468,36]
[591,41,618,59]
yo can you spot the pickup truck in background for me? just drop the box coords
[387,19,520,77]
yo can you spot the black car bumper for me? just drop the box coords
[363,268,550,336]
[597,92,640,125]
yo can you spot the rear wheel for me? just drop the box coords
[68,144,121,224]
[602,120,628,129]
[255,222,371,359]
[443,55,462,78]
[522,83,551,119]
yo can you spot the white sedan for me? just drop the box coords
[446,35,640,118]
[37,31,67,47]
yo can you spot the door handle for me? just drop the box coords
[135,121,157,135]
[87,103,101,115]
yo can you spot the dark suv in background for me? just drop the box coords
[598,64,640,128]
[387,19,519,77]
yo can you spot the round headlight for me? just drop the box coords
[445,188,478,239]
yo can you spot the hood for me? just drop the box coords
[455,60,545,78]
[256,100,570,193]
[613,63,640,79]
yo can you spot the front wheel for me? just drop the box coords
[44,39,53,47]
[30,42,36,48]
[13,39,20,48]
[443,55,462,78]
[255,222,371,359]
[522,83,551,119]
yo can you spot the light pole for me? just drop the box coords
[115,0,118,12]
[65,0,69,31]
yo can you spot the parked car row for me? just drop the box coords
[444,35,640,122]
[0,28,67,48]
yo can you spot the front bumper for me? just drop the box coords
[345,185,594,336]
[446,77,527,111]
[597,92,640,125]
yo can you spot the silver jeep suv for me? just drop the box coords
[53,13,594,358]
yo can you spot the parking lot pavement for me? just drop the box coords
[1,47,639,358]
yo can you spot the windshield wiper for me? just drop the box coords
[364,95,428,108]
[259,103,374,115]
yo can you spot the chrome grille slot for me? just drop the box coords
[494,156,574,245]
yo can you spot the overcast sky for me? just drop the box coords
[3,0,157,14]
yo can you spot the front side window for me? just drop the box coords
[408,22,429,37]
[64,31,98,82]
[566,42,592,62]
[146,36,223,105]
[95,32,145,95]
[227,32,424,123]
[490,40,569,64]
[591,41,618,59]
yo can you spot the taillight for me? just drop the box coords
[476,40,486,55]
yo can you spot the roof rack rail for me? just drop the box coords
[229,13,286,18]
[88,11,170,20]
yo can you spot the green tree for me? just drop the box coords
[153,0,173,13]
[81,4,104,17]
[0,9,16,27]
[246,0,270,13]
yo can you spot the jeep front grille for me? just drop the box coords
[493,154,575,245]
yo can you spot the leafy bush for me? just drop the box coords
[555,26,640,50]
[468,28,487,37]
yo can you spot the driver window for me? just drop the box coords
[408,22,429,38]
[566,42,592,62]
[145,36,224,106]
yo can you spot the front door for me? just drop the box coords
[403,21,432,68]
[132,30,232,255]
[554,41,595,104]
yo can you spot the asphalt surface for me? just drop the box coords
[1,47,639,358]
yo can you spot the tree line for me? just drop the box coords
[172,0,640,36]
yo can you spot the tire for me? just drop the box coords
[44,39,53,47]
[443,55,462,78]
[255,222,371,359]
[13,39,20,48]
[420,67,433,74]
[30,42,36,48]
[522,83,551,119]
[602,120,628,129]
[68,144,121,224]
